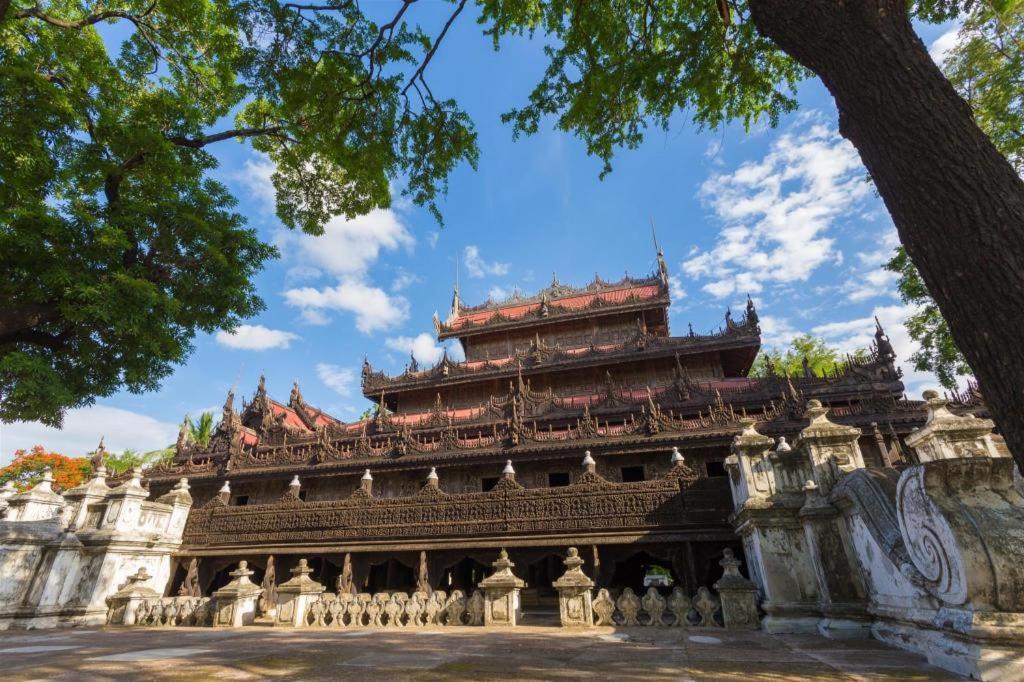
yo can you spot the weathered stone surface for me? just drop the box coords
[552,547,594,627]
[592,589,615,626]
[641,587,666,626]
[616,588,641,626]
[273,558,324,627]
[713,549,759,630]
[212,561,262,627]
[478,549,525,627]
[0,472,191,630]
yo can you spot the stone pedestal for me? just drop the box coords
[552,547,594,627]
[213,561,262,627]
[478,549,525,627]
[712,549,759,630]
[274,559,324,627]
[105,568,161,626]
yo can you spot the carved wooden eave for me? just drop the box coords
[437,273,670,341]
[178,460,734,552]
[363,323,761,396]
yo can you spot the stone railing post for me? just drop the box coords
[213,561,263,627]
[552,547,594,627]
[794,400,865,495]
[905,390,1003,462]
[478,549,526,626]
[713,549,759,630]
[4,469,66,522]
[105,568,161,625]
[274,559,324,627]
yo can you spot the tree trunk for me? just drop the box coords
[747,0,1024,470]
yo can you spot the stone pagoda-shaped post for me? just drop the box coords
[552,547,594,627]
[479,548,526,626]
[274,558,324,627]
[105,568,161,626]
[213,561,263,627]
[712,549,759,630]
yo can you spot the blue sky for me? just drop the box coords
[0,9,959,462]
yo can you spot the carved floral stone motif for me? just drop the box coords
[667,587,691,626]
[593,589,616,626]
[616,588,641,626]
[467,590,485,626]
[641,587,666,626]
[693,587,719,627]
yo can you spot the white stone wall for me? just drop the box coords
[0,469,191,630]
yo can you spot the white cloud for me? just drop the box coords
[1,405,179,464]
[235,155,276,208]
[464,245,509,278]
[215,324,300,350]
[317,363,356,397]
[668,275,687,301]
[282,209,414,280]
[385,333,447,365]
[812,303,942,394]
[285,280,410,334]
[845,229,901,302]
[758,314,800,349]
[391,269,420,292]
[685,114,869,299]
[930,27,960,66]
[488,285,511,301]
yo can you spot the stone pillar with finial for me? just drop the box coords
[726,419,821,635]
[274,559,324,627]
[905,390,1003,462]
[478,548,526,626]
[0,480,17,518]
[793,399,864,495]
[4,468,66,522]
[713,549,760,630]
[552,547,594,626]
[104,567,162,625]
[213,560,263,627]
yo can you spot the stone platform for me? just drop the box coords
[0,626,959,680]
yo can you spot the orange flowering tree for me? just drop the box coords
[0,446,91,492]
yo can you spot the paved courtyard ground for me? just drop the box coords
[0,625,959,680]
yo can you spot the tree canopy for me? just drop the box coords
[750,334,868,379]
[0,0,477,426]
[0,445,90,491]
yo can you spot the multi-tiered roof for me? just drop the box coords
[142,254,986,489]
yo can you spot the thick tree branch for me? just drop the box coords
[0,304,61,341]
[165,125,291,148]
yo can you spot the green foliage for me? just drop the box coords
[97,446,174,474]
[750,334,867,378]
[886,247,972,389]
[477,0,807,176]
[943,1,1024,173]
[187,411,215,448]
[0,0,478,426]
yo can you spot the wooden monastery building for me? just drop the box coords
[145,249,982,608]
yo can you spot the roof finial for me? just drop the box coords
[449,253,461,322]
[651,217,669,287]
